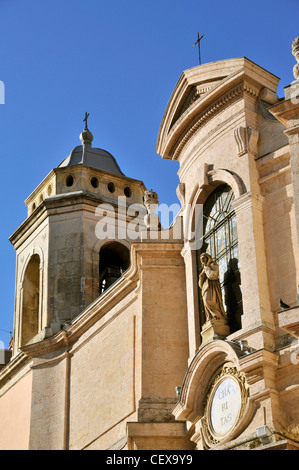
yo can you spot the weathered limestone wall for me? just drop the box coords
[258,147,298,313]
[69,296,140,450]
[0,368,32,450]
[47,208,85,323]
[29,352,66,450]
[20,238,189,450]
[26,289,140,450]
[138,242,189,422]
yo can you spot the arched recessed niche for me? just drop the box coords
[21,254,40,346]
[99,241,130,294]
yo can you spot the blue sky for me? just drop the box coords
[0,0,298,348]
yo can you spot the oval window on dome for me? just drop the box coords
[108,182,115,193]
[91,177,99,188]
[124,186,132,198]
[66,175,74,187]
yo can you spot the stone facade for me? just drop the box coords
[0,40,299,450]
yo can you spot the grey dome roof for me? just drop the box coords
[58,125,124,176]
[58,145,124,176]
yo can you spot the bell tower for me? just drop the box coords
[9,118,146,355]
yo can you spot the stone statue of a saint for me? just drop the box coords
[199,253,227,322]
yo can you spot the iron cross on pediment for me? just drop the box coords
[192,32,205,65]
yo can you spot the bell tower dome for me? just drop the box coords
[9,116,146,355]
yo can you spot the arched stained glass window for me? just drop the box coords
[197,185,243,333]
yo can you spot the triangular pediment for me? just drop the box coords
[156,57,280,160]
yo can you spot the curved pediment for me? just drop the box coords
[172,339,243,423]
[156,57,280,161]
[171,339,259,449]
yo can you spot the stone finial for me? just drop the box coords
[80,127,93,147]
[143,189,160,230]
[292,36,299,80]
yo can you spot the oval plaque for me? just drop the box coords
[210,376,242,437]
[203,364,248,447]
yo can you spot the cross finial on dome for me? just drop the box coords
[80,112,93,146]
[83,112,90,130]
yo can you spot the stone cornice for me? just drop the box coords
[232,191,264,215]
[0,350,31,394]
[9,190,138,249]
[269,95,299,129]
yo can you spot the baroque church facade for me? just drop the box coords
[0,38,299,450]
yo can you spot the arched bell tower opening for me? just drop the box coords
[197,184,243,334]
[99,242,130,294]
[21,254,40,346]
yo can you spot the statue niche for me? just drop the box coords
[199,253,230,343]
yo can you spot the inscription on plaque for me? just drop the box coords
[210,377,242,436]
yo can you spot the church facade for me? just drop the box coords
[0,39,299,450]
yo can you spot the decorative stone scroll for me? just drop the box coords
[234,126,259,158]
[202,363,249,448]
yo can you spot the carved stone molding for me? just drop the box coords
[172,85,258,161]
[232,191,264,216]
[234,126,259,158]
[170,85,213,129]
[207,168,245,197]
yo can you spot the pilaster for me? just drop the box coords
[233,191,274,350]
[137,241,189,419]
[180,242,201,362]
